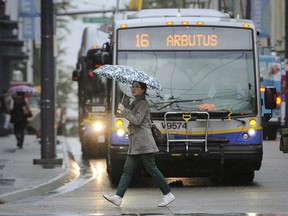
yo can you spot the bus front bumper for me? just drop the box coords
[109,143,263,176]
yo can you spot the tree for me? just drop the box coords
[53,1,77,111]
[32,1,77,112]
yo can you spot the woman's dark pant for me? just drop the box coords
[13,121,26,147]
[116,153,171,198]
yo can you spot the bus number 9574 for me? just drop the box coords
[161,122,187,130]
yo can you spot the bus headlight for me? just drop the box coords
[92,121,104,132]
[242,133,249,139]
[248,128,256,136]
[242,129,256,140]
[117,129,125,137]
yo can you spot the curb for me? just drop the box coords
[0,138,78,204]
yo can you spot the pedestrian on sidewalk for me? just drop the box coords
[103,81,175,207]
[0,89,12,136]
[10,92,29,148]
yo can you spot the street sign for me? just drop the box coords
[82,17,112,24]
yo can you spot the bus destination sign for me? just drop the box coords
[117,26,252,50]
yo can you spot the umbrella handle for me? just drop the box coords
[117,83,128,114]
[121,83,128,104]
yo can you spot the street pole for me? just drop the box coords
[270,0,275,51]
[34,0,62,165]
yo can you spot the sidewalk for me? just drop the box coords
[0,134,77,203]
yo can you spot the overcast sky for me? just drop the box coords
[58,0,130,68]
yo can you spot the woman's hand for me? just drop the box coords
[118,103,125,112]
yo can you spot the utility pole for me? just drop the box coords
[34,0,62,165]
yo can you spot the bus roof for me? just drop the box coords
[115,8,255,28]
[127,8,230,19]
[78,27,109,58]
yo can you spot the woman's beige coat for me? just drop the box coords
[121,95,159,155]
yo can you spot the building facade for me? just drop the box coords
[0,0,27,92]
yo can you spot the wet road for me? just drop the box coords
[0,137,287,215]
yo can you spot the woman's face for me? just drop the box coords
[130,82,145,97]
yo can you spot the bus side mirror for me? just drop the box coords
[264,86,277,109]
[93,52,103,68]
[93,51,112,68]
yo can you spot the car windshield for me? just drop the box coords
[116,51,256,115]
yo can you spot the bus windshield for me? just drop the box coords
[115,27,256,115]
[116,50,256,115]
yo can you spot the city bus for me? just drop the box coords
[259,54,285,140]
[72,27,111,157]
[102,8,276,184]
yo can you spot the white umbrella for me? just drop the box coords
[93,65,162,90]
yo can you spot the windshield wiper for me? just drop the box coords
[208,110,246,125]
[156,99,202,111]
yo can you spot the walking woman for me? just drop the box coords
[10,92,29,148]
[103,81,175,207]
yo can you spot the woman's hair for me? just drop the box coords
[139,82,147,90]
[134,81,148,95]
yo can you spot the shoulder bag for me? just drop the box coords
[150,118,163,145]
[23,105,33,118]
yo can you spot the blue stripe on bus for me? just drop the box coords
[110,130,262,145]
